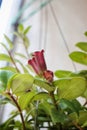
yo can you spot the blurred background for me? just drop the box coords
[0,0,87,124]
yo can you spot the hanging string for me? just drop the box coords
[49,2,77,72]
[43,2,48,51]
[38,0,43,50]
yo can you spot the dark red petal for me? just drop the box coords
[34,50,47,71]
[28,58,40,74]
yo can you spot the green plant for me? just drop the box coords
[0,24,87,130]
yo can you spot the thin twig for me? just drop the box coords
[7,91,26,130]
[50,91,58,110]
[8,51,20,72]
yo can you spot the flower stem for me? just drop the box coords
[50,91,58,110]
[50,91,63,130]
[7,91,26,130]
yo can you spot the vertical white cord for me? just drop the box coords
[49,2,77,72]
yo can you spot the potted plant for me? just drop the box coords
[0,24,87,130]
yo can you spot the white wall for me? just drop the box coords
[23,0,87,72]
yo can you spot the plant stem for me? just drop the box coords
[73,122,83,130]
[50,91,63,130]
[34,101,39,130]
[8,51,20,73]
[7,91,26,130]
[50,91,58,110]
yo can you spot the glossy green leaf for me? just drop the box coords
[0,54,12,62]
[71,99,82,111]
[55,70,84,78]
[76,42,87,52]
[34,78,54,92]
[0,70,14,92]
[50,107,67,124]
[39,102,67,125]
[69,110,87,126]
[4,34,13,49]
[54,77,86,100]
[69,51,87,65]
[8,74,34,95]
[39,101,53,115]
[55,70,72,78]
[59,99,79,115]
[19,91,36,109]
[31,92,50,101]
[23,26,31,35]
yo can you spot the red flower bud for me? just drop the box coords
[28,50,54,82]
[43,70,54,83]
[28,50,47,75]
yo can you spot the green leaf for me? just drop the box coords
[34,78,54,92]
[0,70,14,92]
[14,32,21,38]
[0,97,10,105]
[18,24,24,33]
[23,26,31,35]
[78,70,87,79]
[76,42,87,52]
[71,99,82,111]
[8,74,34,95]
[0,42,9,52]
[18,91,36,109]
[23,36,30,48]
[0,54,12,62]
[83,88,87,98]
[0,66,17,73]
[39,101,53,115]
[31,92,50,101]
[4,34,13,49]
[59,99,79,115]
[15,52,27,59]
[69,110,87,126]
[50,107,67,124]
[84,31,87,36]
[69,51,87,65]
[54,77,86,100]
[15,59,28,73]
[55,70,72,78]
[82,121,87,127]
[55,70,84,78]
